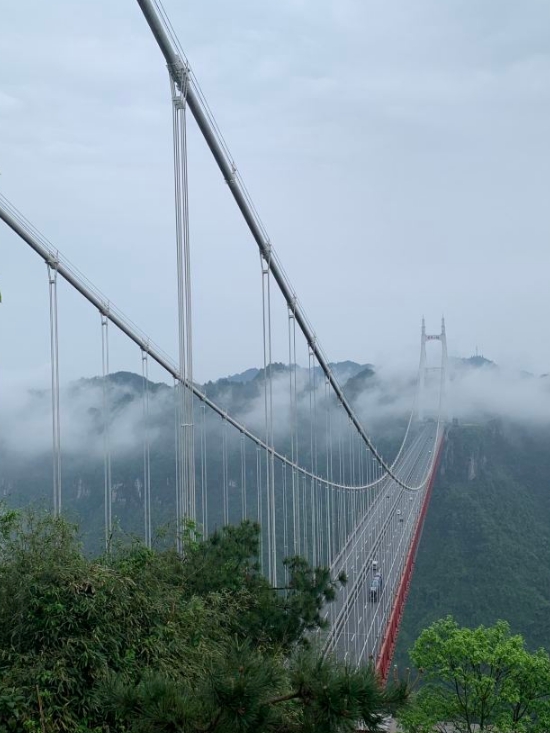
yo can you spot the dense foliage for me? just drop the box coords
[399,616,550,733]
[0,511,406,732]
[396,420,550,665]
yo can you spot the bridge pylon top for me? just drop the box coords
[418,317,448,422]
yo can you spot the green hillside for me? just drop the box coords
[396,420,550,667]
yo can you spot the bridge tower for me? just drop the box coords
[418,317,447,421]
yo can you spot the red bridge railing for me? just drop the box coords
[376,433,445,682]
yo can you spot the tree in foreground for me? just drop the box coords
[0,510,407,732]
[398,616,550,733]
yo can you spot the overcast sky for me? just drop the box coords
[1,0,549,387]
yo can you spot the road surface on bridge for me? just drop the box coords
[324,421,440,664]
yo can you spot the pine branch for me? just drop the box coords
[268,690,302,705]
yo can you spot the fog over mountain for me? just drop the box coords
[1,355,550,464]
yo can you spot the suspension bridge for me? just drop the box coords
[0,0,447,680]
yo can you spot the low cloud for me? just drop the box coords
[1,358,550,472]
[447,362,550,424]
[0,374,168,460]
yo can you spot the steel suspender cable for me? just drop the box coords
[308,347,316,566]
[312,352,321,565]
[101,312,112,548]
[141,348,152,548]
[320,485,326,566]
[337,407,343,555]
[338,410,344,485]
[282,462,288,584]
[222,417,229,525]
[298,469,304,561]
[267,273,277,583]
[181,90,196,522]
[261,262,270,558]
[240,433,247,521]
[172,86,184,542]
[347,420,355,486]
[173,377,181,552]
[47,263,61,516]
[171,70,195,529]
[288,305,300,555]
[200,403,208,536]
[256,444,264,572]
[287,308,295,553]
[325,380,332,565]
[256,444,261,525]
[261,254,276,584]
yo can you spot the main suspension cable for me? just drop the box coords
[0,194,439,493]
[134,0,441,491]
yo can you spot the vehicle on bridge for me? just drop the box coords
[370,572,383,602]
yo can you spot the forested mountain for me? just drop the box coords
[396,418,550,666]
[0,361,380,552]
[2,357,550,660]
